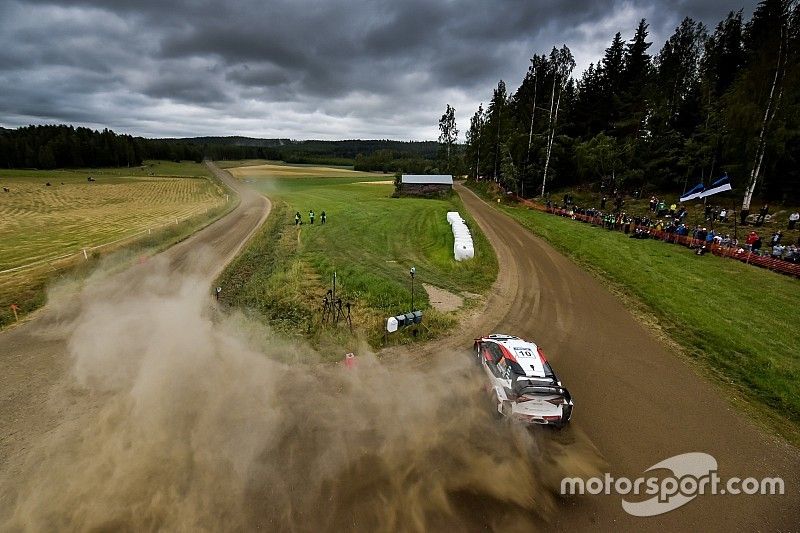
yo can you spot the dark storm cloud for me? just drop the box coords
[0,0,758,139]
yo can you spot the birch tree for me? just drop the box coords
[541,45,575,197]
[438,104,458,174]
[741,0,794,212]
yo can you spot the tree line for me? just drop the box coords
[0,125,280,168]
[0,125,440,170]
[443,0,800,213]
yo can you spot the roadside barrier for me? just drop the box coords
[509,196,800,278]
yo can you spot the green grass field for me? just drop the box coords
[0,160,230,327]
[468,180,800,444]
[216,166,497,352]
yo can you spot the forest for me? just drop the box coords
[0,125,438,171]
[450,0,800,212]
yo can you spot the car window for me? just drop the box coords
[486,343,503,363]
[497,358,514,380]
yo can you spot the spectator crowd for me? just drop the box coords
[540,194,800,269]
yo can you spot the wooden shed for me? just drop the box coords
[400,174,453,197]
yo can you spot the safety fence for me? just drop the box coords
[511,197,800,278]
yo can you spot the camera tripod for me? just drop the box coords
[321,289,353,333]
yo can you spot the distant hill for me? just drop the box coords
[167,136,438,159]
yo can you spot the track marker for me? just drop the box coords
[83,249,88,260]
[10,304,19,321]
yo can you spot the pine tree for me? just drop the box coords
[486,80,508,181]
[619,19,653,137]
[465,104,485,179]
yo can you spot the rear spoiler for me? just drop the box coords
[516,382,572,400]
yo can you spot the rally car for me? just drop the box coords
[474,334,573,427]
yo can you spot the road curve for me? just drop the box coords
[1,167,796,530]
[451,182,799,530]
[0,162,270,480]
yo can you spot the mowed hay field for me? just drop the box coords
[226,160,383,178]
[1,170,225,270]
[0,161,228,326]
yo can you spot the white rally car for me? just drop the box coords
[474,334,573,427]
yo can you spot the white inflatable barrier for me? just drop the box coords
[447,211,474,261]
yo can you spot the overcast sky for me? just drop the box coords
[0,0,757,141]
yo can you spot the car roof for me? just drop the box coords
[483,335,546,378]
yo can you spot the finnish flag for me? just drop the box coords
[680,182,705,203]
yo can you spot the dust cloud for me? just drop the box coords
[2,257,602,532]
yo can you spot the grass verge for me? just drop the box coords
[467,180,800,445]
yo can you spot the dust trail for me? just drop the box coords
[2,258,603,532]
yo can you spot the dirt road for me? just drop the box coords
[449,182,800,530]
[0,163,270,489]
[0,168,796,531]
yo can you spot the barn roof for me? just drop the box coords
[401,174,453,185]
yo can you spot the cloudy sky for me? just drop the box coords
[0,0,756,141]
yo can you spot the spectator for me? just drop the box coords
[321,210,327,224]
[757,204,769,226]
[718,208,728,222]
[786,244,800,263]
[745,231,758,251]
[649,196,657,212]
[740,208,749,225]
[309,209,315,224]
[705,204,712,221]
[770,231,782,248]
[600,196,606,209]
[669,203,677,217]
[753,235,763,254]
[295,211,301,225]
[657,200,666,217]
[789,211,799,230]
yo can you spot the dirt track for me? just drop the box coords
[0,169,797,531]
[449,182,800,530]
[0,163,270,494]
